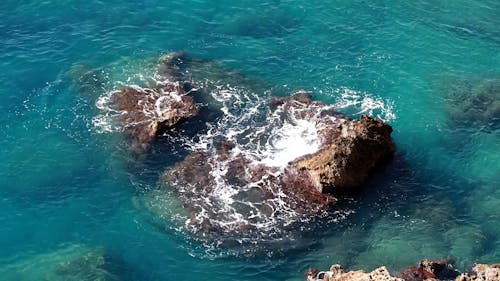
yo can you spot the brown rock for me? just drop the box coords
[306,264,404,281]
[290,114,395,194]
[160,91,394,238]
[162,144,337,238]
[112,83,199,150]
[400,259,460,281]
[456,263,500,281]
[270,91,395,195]
[308,262,500,281]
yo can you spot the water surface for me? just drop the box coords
[0,0,499,280]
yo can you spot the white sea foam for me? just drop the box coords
[92,89,124,133]
[258,119,319,167]
[332,87,396,121]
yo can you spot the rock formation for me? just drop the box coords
[307,260,500,281]
[110,82,199,150]
[106,51,266,151]
[400,259,460,281]
[456,264,500,281]
[290,114,395,194]
[162,92,395,237]
[306,264,404,281]
[107,52,396,242]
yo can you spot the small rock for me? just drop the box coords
[400,259,460,281]
[112,83,199,150]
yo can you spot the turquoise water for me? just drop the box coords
[1,0,499,280]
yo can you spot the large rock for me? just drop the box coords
[306,264,404,281]
[278,92,396,194]
[162,92,394,239]
[111,83,199,150]
[163,142,338,236]
[290,114,395,194]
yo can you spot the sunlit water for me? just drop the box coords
[0,1,499,280]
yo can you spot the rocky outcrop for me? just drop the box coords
[456,264,500,281]
[278,92,395,194]
[400,259,460,281]
[109,52,395,241]
[162,92,394,237]
[111,83,199,150]
[306,264,404,281]
[307,261,500,281]
[108,51,264,151]
[290,114,395,194]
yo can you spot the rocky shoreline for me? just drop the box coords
[306,260,500,281]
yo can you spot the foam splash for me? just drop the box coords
[325,87,396,122]
[258,118,319,167]
[93,91,123,133]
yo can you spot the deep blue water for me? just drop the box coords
[0,1,499,280]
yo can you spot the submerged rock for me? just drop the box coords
[306,264,404,281]
[441,77,500,131]
[157,51,190,82]
[0,245,118,281]
[67,63,107,96]
[110,82,199,150]
[157,51,269,98]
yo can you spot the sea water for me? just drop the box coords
[0,0,499,280]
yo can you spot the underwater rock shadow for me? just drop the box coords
[0,245,126,281]
[211,5,302,39]
[439,76,500,132]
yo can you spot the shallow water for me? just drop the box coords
[1,0,499,280]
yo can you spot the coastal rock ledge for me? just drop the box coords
[306,260,500,281]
